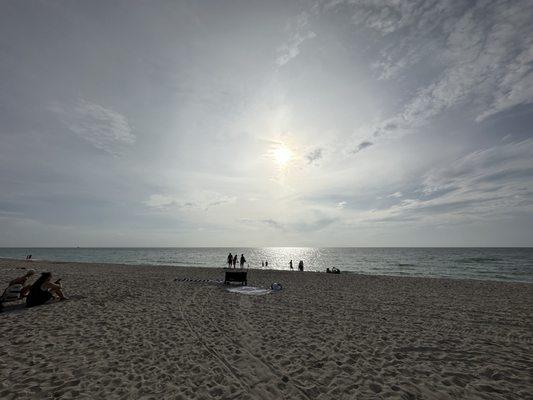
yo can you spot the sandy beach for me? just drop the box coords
[1,258,532,400]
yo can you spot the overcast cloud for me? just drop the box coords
[1,0,532,246]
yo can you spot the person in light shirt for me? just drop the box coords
[8,269,36,298]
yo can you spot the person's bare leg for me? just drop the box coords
[51,287,67,300]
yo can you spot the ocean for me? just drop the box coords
[0,247,532,283]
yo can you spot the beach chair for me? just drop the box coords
[0,284,24,312]
[224,270,247,286]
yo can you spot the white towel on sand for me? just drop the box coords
[226,286,272,296]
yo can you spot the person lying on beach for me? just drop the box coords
[8,269,36,298]
[26,272,68,307]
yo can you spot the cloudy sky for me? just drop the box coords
[1,0,532,247]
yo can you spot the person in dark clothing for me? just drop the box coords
[240,254,246,268]
[289,260,293,270]
[265,261,268,267]
[26,272,67,307]
[298,260,304,271]
[227,253,233,268]
[233,254,238,268]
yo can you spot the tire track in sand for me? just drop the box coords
[210,288,312,400]
[177,284,251,397]
[178,282,311,400]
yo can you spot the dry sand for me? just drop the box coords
[1,258,532,400]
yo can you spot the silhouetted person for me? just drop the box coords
[265,261,268,267]
[289,260,293,270]
[233,254,237,268]
[26,272,67,307]
[262,261,264,267]
[227,253,233,268]
[240,254,246,268]
[298,260,304,271]
[326,268,331,273]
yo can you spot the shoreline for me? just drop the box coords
[1,258,532,399]
[1,256,532,285]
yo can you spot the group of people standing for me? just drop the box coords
[227,253,247,269]
[289,260,305,271]
[225,254,304,271]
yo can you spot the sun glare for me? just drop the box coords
[272,145,293,167]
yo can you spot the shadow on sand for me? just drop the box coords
[0,295,85,315]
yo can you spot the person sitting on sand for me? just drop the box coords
[26,272,67,307]
[9,269,36,298]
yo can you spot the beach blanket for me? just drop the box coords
[174,278,283,296]
[174,277,223,284]
[226,286,271,295]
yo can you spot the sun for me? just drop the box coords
[272,145,293,167]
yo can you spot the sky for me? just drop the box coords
[1,0,532,247]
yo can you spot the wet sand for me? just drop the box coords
[1,258,532,399]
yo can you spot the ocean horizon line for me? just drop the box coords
[1,246,532,249]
